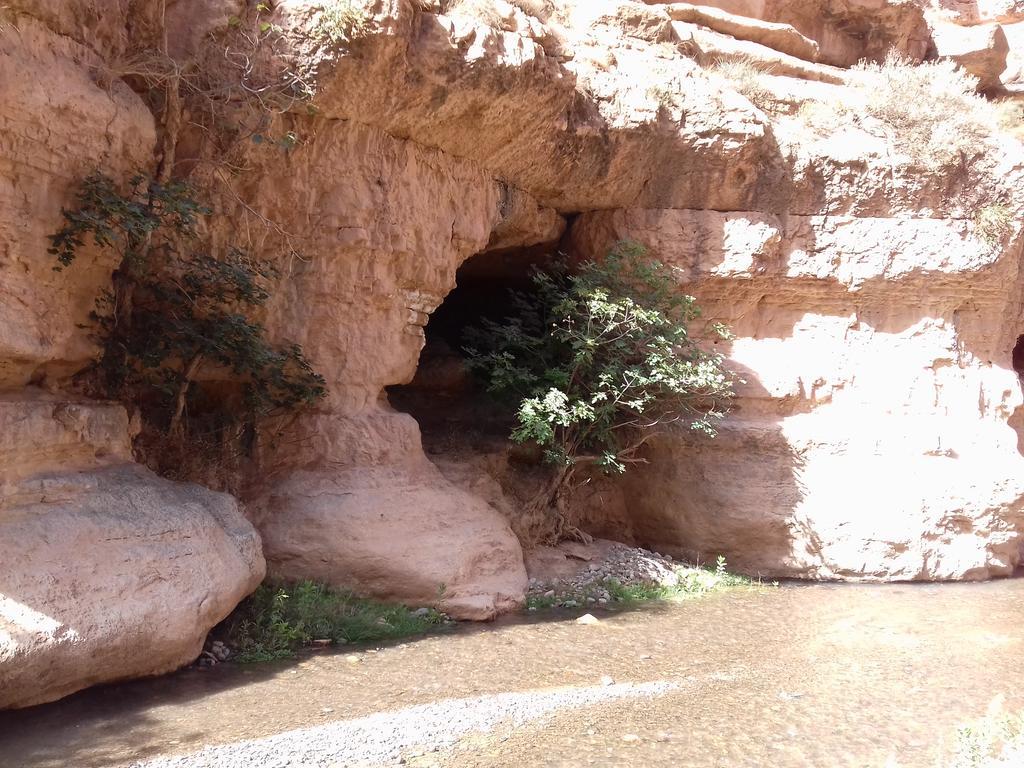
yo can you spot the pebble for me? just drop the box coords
[345,655,360,664]
[128,683,676,768]
[575,614,600,625]
[600,676,615,687]
[526,543,692,609]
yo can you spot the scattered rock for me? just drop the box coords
[576,614,600,625]
[525,541,706,609]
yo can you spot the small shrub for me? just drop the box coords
[995,99,1024,140]
[444,0,513,30]
[224,582,446,662]
[647,82,681,111]
[465,242,734,541]
[852,52,996,169]
[974,203,1013,247]
[706,57,776,112]
[314,0,371,44]
[950,706,1024,768]
[48,172,326,439]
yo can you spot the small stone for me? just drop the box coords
[321,707,334,714]
[346,655,360,664]
[412,607,432,618]
[586,597,596,603]
[598,598,608,604]
[639,654,652,660]
[588,564,600,572]
[543,590,555,598]
[562,599,579,607]
[622,734,640,743]
[576,613,600,625]
[600,675,615,686]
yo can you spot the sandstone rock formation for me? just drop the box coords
[4,0,1024,707]
[0,396,265,709]
[0,4,264,709]
[571,202,1024,580]
[931,21,1009,89]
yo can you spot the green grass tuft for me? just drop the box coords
[224,581,445,663]
[527,556,762,611]
[950,707,1024,767]
[974,203,1014,248]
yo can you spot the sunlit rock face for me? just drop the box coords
[571,198,1024,580]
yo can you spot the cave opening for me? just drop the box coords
[386,245,557,455]
[1013,335,1024,379]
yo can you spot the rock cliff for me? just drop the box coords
[2,0,1024,706]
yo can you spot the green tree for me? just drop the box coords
[465,242,734,541]
[49,172,325,437]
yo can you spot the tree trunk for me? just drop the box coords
[168,353,203,436]
[525,463,593,545]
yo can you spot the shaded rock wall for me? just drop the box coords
[0,3,265,709]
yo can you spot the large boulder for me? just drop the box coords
[931,21,1009,90]
[250,411,528,621]
[0,398,265,710]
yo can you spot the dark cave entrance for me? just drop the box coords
[1009,335,1024,460]
[1013,335,1024,379]
[386,246,556,453]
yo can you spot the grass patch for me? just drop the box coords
[314,0,371,45]
[526,556,761,611]
[974,203,1013,247]
[607,556,756,602]
[950,707,1024,768]
[852,52,996,169]
[223,581,446,663]
[706,57,776,112]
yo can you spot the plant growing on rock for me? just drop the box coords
[49,172,325,438]
[707,57,776,112]
[853,52,996,169]
[974,203,1013,248]
[465,242,734,542]
[224,581,446,662]
[314,0,372,44]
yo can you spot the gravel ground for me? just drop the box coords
[526,542,728,608]
[125,681,676,768]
